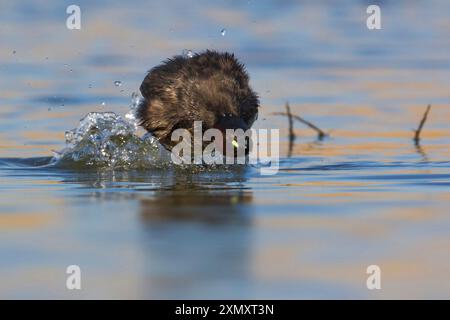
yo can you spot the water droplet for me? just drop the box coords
[221,28,226,36]
[69,69,73,73]
[101,102,105,106]
[12,50,16,54]
[48,107,51,111]
[88,84,92,88]
[114,80,122,87]
[182,49,194,58]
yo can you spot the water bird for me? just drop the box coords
[137,50,259,154]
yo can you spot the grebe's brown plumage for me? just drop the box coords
[137,50,259,151]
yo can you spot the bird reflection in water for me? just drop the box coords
[139,181,252,224]
[137,170,254,299]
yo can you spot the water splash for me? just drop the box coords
[52,93,170,170]
[124,91,142,131]
[182,49,194,58]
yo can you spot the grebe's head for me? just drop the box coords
[212,113,252,157]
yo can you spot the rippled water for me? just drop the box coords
[1,0,450,299]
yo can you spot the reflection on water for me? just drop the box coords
[1,0,450,299]
[138,174,253,299]
[139,182,252,224]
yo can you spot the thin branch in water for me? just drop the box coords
[291,113,327,140]
[285,103,295,141]
[414,143,429,162]
[413,104,431,146]
[271,103,328,140]
[285,103,295,157]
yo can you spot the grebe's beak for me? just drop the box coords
[213,114,249,157]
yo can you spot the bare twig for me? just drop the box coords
[285,103,295,157]
[271,103,328,140]
[413,104,431,146]
[285,103,295,141]
[414,143,429,162]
